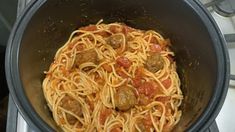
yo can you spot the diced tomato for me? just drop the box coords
[109,25,117,33]
[110,127,122,132]
[135,67,143,77]
[150,44,162,53]
[80,25,97,31]
[133,68,144,87]
[137,81,156,98]
[162,78,171,89]
[156,96,171,103]
[96,31,110,37]
[144,114,153,127]
[102,63,112,72]
[116,57,132,68]
[99,108,112,125]
[133,77,142,88]
[116,68,129,78]
[109,25,122,33]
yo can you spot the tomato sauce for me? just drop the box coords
[102,63,112,72]
[80,25,97,31]
[137,81,157,98]
[162,78,171,89]
[116,56,132,68]
[99,108,112,125]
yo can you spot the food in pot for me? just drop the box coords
[107,34,124,49]
[145,53,164,73]
[115,86,137,111]
[42,20,183,132]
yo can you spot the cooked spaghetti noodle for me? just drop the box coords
[43,20,183,132]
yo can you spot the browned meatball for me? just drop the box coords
[145,53,164,73]
[75,49,98,67]
[115,86,137,111]
[107,34,124,49]
[60,95,82,124]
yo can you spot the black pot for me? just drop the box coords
[6,0,230,131]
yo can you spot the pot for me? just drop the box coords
[5,0,230,131]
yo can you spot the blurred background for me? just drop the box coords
[0,0,17,131]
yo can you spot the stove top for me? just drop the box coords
[6,0,235,132]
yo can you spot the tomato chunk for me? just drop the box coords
[111,127,122,132]
[133,77,142,88]
[162,78,171,89]
[116,57,132,68]
[102,63,112,72]
[156,96,171,103]
[137,81,157,98]
[99,108,112,125]
[96,31,110,37]
[109,25,122,33]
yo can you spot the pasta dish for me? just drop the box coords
[42,20,183,132]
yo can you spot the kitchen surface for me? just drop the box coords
[1,0,235,131]
[213,14,235,132]
[200,1,235,131]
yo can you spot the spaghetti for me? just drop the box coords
[43,20,183,132]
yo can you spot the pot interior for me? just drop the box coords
[18,0,218,131]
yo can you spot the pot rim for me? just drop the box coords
[5,0,230,131]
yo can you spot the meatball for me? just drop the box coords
[107,34,124,49]
[145,53,164,73]
[75,49,98,67]
[60,95,82,124]
[115,86,137,111]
